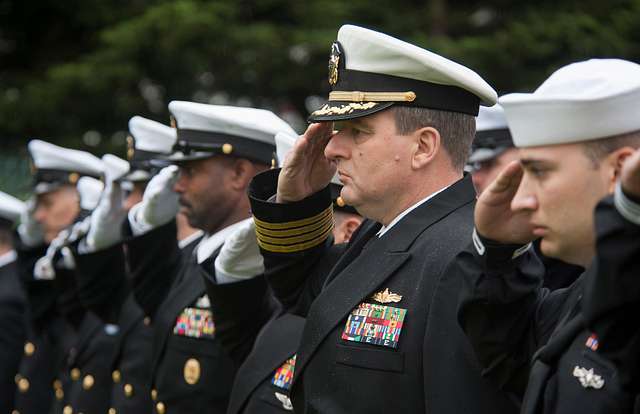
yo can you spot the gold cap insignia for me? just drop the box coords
[328,42,341,86]
[170,116,177,129]
[68,172,80,184]
[222,143,233,155]
[372,288,402,304]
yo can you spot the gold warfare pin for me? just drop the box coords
[372,288,402,304]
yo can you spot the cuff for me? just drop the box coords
[471,228,533,268]
[128,203,154,236]
[614,181,640,226]
[249,169,334,254]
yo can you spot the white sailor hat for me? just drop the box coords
[28,140,104,194]
[275,131,356,213]
[0,191,25,224]
[469,104,514,164]
[500,59,640,147]
[126,116,176,181]
[77,176,104,211]
[168,101,296,164]
[308,24,497,122]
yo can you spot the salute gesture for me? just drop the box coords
[276,122,336,203]
[474,160,536,244]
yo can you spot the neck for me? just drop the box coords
[374,170,462,225]
[206,208,250,235]
[0,244,12,257]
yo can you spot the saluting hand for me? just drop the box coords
[475,161,536,244]
[620,148,640,199]
[276,122,336,203]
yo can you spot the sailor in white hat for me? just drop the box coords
[468,104,519,194]
[123,101,296,414]
[19,140,103,245]
[121,116,176,210]
[246,24,517,414]
[458,58,640,414]
[0,191,26,414]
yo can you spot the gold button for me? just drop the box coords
[70,368,81,381]
[108,409,116,414]
[336,196,346,207]
[222,143,233,154]
[24,342,35,356]
[12,410,19,414]
[151,388,158,401]
[112,370,121,383]
[143,316,151,326]
[124,383,134,397]
[17,378,29,393]
[82,374,94,390]
[156,402,166,414]
[63,405,73,414]
[56,388,64,400]
[53,379,63,390]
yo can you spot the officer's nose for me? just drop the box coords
[173,170,187,194]
[324,130,349,162]
[511,175,538,213]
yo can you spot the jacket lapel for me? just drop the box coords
[293,175,476,384]
[150,257,208,375]
[229,314,306,414]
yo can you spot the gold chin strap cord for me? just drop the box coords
[329,91,416,102]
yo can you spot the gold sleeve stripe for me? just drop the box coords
[257,225,334,253]
[256,215,334,245]
[253,205,333,230]
[255,211,333,238]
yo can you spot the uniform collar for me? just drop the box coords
[195,220,247,264]
[0,249,17,268]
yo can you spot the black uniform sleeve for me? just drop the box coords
[72,241,130,323]
[248,169,345,316]
[123,219,182,318]
[0,263,26,413]
[201,268,278,364]
[583,195,640,392]
[13,235,58,323]
[456,233,577,396]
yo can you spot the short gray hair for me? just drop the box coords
[392,106,476,171]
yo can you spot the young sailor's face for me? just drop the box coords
[34,185,80,243]
[510,143,611,266]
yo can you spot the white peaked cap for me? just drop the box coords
[476,104,508,132]
[77,177,104,211]
[500,59,640,147]
[28,140,104,177]
[128,116,177,154]
[275,131,297,167]
[338,25,497,105]
[169,101,296,145]
[101,154,130,182]
[0,191,25,222]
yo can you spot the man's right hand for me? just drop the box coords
[276,122,336,203]
[475,161,536,244]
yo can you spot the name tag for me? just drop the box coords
[173,307,215,339]
[341,303,407,349]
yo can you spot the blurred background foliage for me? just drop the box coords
[1,0,640,196]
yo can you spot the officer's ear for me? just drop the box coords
[607,146,636,193]
[411,126,440,170]
[228,158,257,191]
